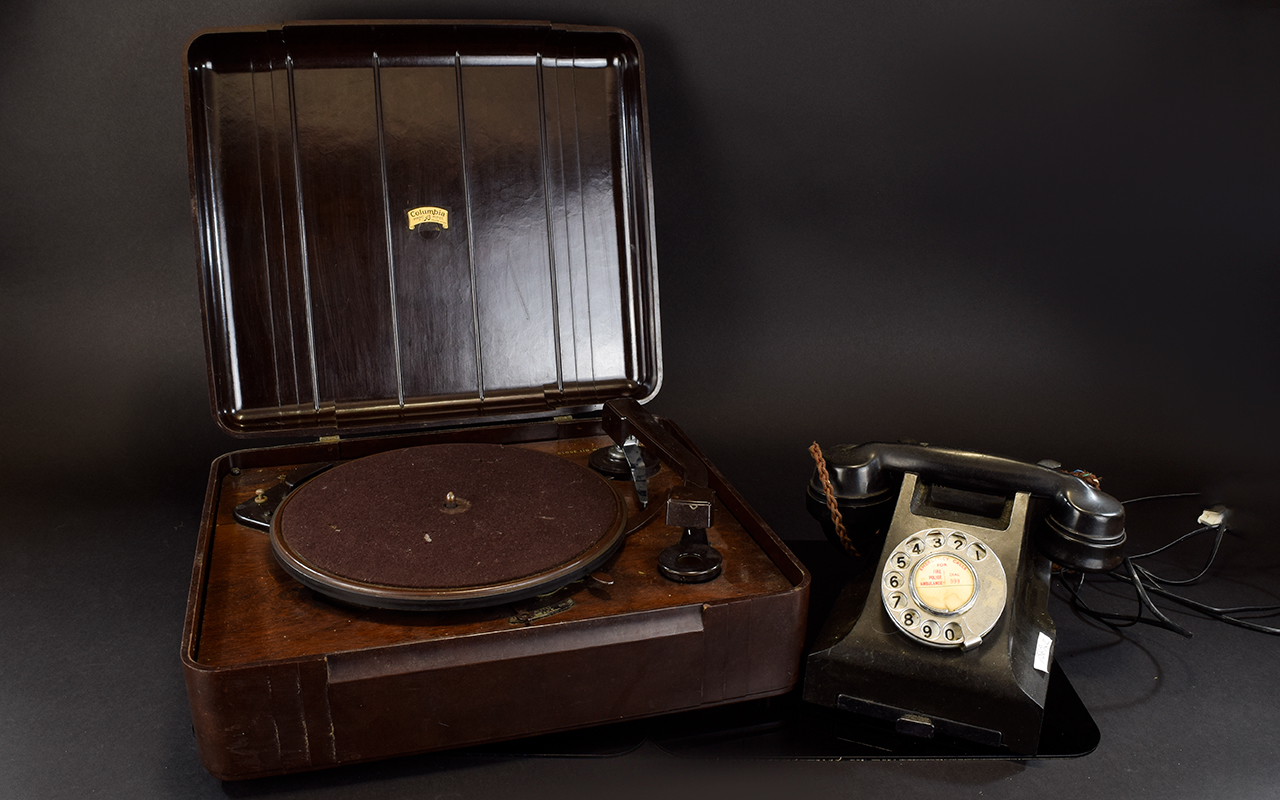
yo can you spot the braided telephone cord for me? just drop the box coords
[809,442,858,557]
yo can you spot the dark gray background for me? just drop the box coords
[2,1,1278,798]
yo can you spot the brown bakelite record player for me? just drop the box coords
[181,21,809,780]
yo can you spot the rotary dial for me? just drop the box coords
[881,527,1006,650]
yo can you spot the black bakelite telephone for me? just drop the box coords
[803,443,1126,754]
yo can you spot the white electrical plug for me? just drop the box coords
[1198,506,1229,528]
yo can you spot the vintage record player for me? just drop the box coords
[180,21,809,780]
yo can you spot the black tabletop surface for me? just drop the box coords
[3,1,1278,798]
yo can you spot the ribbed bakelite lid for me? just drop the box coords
[185,22,661,436]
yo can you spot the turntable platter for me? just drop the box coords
[270,443,628,610]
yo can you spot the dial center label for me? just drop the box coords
[913,553,976,613]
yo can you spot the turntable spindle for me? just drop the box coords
[440,490,471,515]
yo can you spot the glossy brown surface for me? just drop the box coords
[194,431,796,666]
[185,22,659,435]
[182,420,809,779]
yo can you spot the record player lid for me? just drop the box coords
[185,21,661,437]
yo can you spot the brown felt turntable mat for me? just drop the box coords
[273,443,625,590]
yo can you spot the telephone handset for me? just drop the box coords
[803,442,1125,754]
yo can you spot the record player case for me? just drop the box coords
[180,21,809,780]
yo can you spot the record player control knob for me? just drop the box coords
[253,489,268,505]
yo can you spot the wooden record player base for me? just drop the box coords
[183,427,807,779]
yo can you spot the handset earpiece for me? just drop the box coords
[1021,467,1126,571]
[808,443,1125,572]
